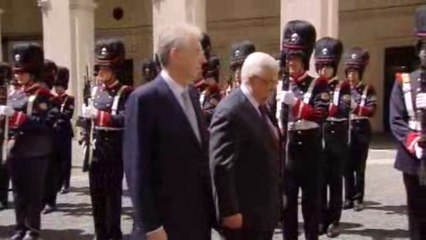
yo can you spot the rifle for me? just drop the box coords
[279,53,290,168]
[418,39,426,185]
[1,80,9,165]
[78,65,95,172]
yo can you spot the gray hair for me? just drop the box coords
[156,24,203,67]
[241,52,279,83]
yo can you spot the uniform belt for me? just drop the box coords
[326,117,348,122]
[351,115,369,120]
[409,120,421,131]
[94,126,124,131]
[288,120,319,131]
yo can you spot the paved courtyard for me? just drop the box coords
[0,135,410,239]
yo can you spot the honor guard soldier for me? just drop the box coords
[343,47,376,212]
[79,39,133,240]
[279,20,330,240]
[0,62,11,210]
[52,67,74,195]
[226,41,256,95]
[390,5,426,239]
[314,37,349,238]
[196,56,222,124]
[42,59,61,214]
[142,59,159,83]
[2,43,58,240]
[194,33,222,123]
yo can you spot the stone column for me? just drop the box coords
[40,0,96,117]
[40,0,73,68]
[152,0,206,53]
[280,0,339,73]
[70,0,97,116]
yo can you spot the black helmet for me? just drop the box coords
[95,39,126,74]
[142,59,159,82]
[11,43,44,80]
[230,40,256,70]
[281,20,316,69]
[344,47,370,80]
[0,62,11,86]
[43,59,58,89]
[54,66,69,89]
[314,37,343,75]
[201,33,212,60]
[203,56,220,82]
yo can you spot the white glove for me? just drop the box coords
[81,105,98,119]
[351,100,358,110]
[416,93,426,109]
[280,90,297,106]
[0,105,15,117]
[415,142,424,159]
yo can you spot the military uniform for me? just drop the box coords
[343,48,376,211]
[80,39,133,240]
[280,20,330,240]
[0,63,11,210]
[52,67,74,194]
[42,60,61,213]
[196,56,222,124]
[390,6,426,240]
[4,43,58,240]
[314,37,349,237]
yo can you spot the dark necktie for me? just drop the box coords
[258,104,279,149]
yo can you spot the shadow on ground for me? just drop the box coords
[0,225,94,240]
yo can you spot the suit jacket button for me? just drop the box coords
[331,130,335,134]
[298,141,302,145]
[297,130,302,134]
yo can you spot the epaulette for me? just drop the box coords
[316,76,329,86]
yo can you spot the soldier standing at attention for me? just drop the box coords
[42,59,61,214]
[52,67,74,195]
[314,37,350,238]
[2,43,58,240]
[279,20,330,240]
[390,5,426,240]
[343,47,377,212]
[79,39,133,240]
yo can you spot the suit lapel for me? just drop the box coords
[188,85,208,147]
[157,78,202,148]
[237,89,278,150]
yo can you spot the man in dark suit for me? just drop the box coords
[123,24,215,240]
[210,52,282,240]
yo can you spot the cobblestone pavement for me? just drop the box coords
[0,137,410,239]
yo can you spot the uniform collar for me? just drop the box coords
[56,92,68,98]
[23,82,40,94]
[290,71,309,83]
[105,80,120,90]
[328,77,338,85]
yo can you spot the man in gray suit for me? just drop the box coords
[210,52,282,240]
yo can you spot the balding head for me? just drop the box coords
[241,52,279,104]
